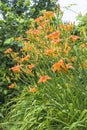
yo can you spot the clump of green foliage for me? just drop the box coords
[1,9,87,130]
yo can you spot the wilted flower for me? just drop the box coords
[27,64,35,69]
[15,37,23,41]
[64,43,71,54]
[28,87,37,93]
[8,83,15,89]
[4,48,12,54]
[80,43,87,48]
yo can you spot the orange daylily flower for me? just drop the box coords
[23,55,30,61]
[44,48,54,56]
[43,11,54,19]
[70,35,80,42]
[27,64,35,69]
[64,43,71,54]
[20,55,30,62]
[80,43,87,48]
[52,38,62,45]
[21,46,33,51]
[52,59,73,72]
[28,46,33,51]
[8,83,15,89]
[4,48,12,53]
[33,29,40,35]
[47,31,60,40]
[10,65,22,72]
[13,52,18,55]
[38,75,51,83]
[15,36,23,41]
[52,60,64,72]
[26,29,40,35]
[13,57,19,61]
[59,23,74,32]
[36,36,41,42]
[40,20,49,28]
[20,47,26,51]
[35,16,44,24]
[28,87,37,93]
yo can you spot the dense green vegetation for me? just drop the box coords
[0,0,57,105]
[0,1,87,129]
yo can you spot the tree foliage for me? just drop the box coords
[30,0,57,18]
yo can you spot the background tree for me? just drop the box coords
[30,0,58,18]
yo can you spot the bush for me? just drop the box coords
[1,10,87,129]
